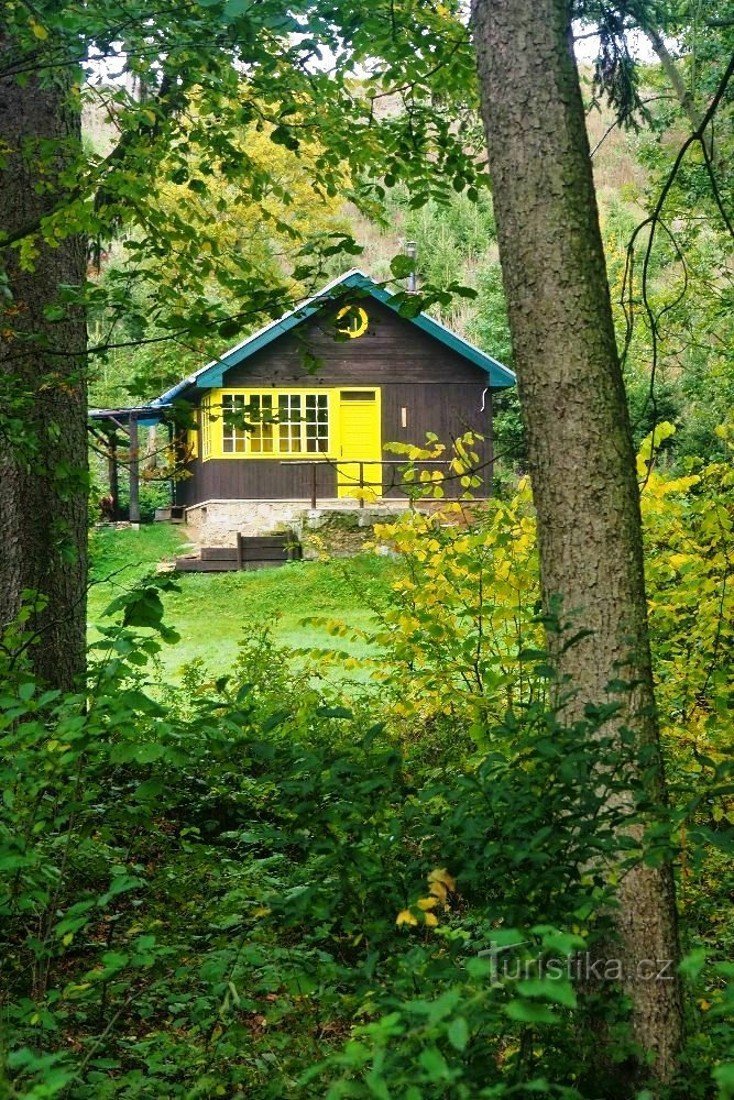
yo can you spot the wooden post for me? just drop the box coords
[128,413,140,524]
[168,420,176,514]
[359,461,365,508]
[311,463,317,510]
[236,532,244,570]
[108,432,119,520]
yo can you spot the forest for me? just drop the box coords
[0,1,732,1097]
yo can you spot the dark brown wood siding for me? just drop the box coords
[224,299,491,385]
[381,382,492,498]
[176,455,337,504]
[174,299,497,505]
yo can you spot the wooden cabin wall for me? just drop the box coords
[176,453,338,503]
[175,299,496,505]
[222,299,489,386]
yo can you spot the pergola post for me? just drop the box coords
[107,432,119,519]
[128,413,140,524]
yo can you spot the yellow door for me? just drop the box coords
[337,389,382,500]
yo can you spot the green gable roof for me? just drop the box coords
[153,269,515,409]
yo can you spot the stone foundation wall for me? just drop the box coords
[184,498,410,548]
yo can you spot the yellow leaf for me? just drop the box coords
[417,896,439,910]
[428,867,456,893]
[30,19,49,39]
[396,909,418,927]
[429,880,448,904]
[423,912,439,927]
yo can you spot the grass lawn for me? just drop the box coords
[88,524,399,682]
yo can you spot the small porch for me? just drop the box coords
[88,405,169,523]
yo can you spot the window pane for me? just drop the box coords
[250,394,274,453]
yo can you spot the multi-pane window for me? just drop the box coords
[221,394,248,453]
[212,391,330,457]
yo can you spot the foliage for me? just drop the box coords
[88,116,352,404]
[389,187,497,313]
[467,260,525,472]
[0,598,636,1098]
[1,581,731,1097]
[358,485,540,737]
[3,416,734,1095]
[4,3,734,1092]
[306,423,734,760]
[639,421,734,758]
[3,0,487,375]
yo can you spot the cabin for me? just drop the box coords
[91,270,515,544]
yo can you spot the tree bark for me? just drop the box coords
[0,36,88,690]
[471,0,683,1086]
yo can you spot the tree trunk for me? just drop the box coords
[471,0,683,1086]
[0,37,88,690]
[629,6,712,156]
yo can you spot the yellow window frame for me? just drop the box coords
[201,387,343,461]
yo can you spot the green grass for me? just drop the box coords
[88,524,399,681]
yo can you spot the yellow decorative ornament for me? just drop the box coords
[336,305,369,339]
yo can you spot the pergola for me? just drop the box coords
[87,406,167,523]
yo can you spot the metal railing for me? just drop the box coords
[281,458,468,509]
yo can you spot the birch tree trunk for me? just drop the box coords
[0,37,88,689]
[471,0,684,1086]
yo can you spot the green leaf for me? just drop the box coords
[713,1063,734,1098]
[394,294,424,318]
[465,957,494,979]
[698,826,734,855]
[390,254,416,279]
[679,948,708,979]
[447,1016,469,1051]
[109,873,144,896]
[270,125,300,151]
[223,0,249,18]
[97,951,130,979]
[218,319,241,339]
[487,928,527,949]
[505,1000,559,1025]
[110,741,167,764]
[106,587,165,630]
[261,708,290,732]
[532,927,587,956]
[517,977,577,1008]
[418,1046,450,1080]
